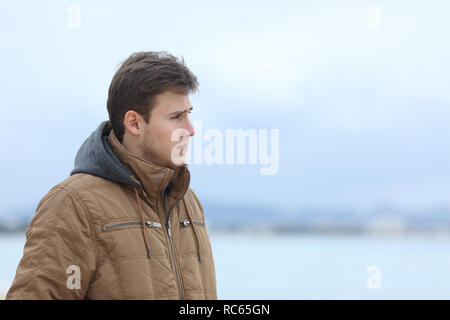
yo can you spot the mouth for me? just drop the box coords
[177,144,189,150]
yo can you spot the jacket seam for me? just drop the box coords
[20,262,67,282]
[107,233,123,299]
[90,185,123,299]
[63,173,116,192]
[26,226,92,298]
[68,182,121,193]
[109,255,169,262]
[56,185,100,298]
[30,227,92,264]
[29,225,89,251]
[56,185,98,268]
[19,229,50,299]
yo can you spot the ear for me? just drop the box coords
[123,110,142,136]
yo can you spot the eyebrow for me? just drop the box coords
[168,106,194,117]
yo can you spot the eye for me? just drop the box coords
[171,110,192,120]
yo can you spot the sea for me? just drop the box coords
[1,231,449,299]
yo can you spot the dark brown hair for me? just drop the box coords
[107,51,199,142]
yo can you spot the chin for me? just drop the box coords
[170,161,187,169]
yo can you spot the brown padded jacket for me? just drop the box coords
[6,121,217,299]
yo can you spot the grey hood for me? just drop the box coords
[70,121,141,189]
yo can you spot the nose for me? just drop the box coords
[186,118,195,137]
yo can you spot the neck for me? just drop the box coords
[122,134,144,160]
[122,132,180,171]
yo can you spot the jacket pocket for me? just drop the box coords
[94,218,173,299]
[179,219,205,228]
[178,219,213,257]
[101,220,162,232]
[96,218,167,259]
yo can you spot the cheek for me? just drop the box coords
[154,124,179,151]
[164,123,181,144]
[146,120,180,150]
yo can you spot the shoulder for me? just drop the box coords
[185,187,201,205]
[58,173,119,193]
[184,187,206,218]
[41,173,126,209]
[35,174,115,215]
[29,173,115,232]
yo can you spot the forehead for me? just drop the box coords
[152,91,192,114]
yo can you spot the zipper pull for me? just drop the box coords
[180,219,191,227]
[145,221,162,228]
[166,220,172,237]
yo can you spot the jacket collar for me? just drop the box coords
[107,130,190,209]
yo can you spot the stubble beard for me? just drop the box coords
[139,134,182,170]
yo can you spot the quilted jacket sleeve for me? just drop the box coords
[5,186,96,300]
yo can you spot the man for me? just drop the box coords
[6,51,217,300]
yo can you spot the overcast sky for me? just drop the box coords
[1,0,449,218]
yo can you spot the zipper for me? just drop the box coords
[165,219,183,298]
[161,169,190,300]
[101,220,162,231]
[161,170,183,300]
[180,219,205,227]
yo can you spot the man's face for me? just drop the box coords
[137,91,195,170]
